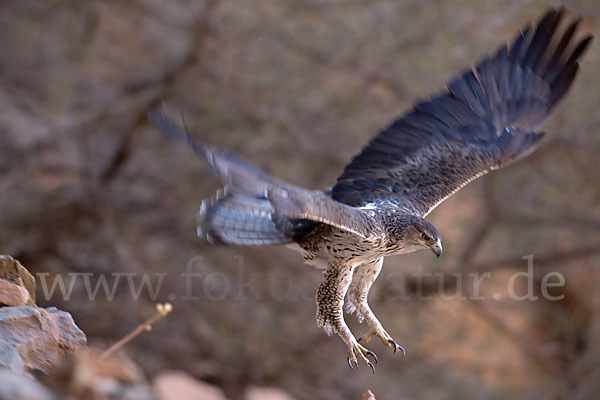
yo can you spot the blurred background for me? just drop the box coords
[1,0,599,399]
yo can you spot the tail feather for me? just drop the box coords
[198,190,297,246]
[150,110,319,246]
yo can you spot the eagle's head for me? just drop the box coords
[388,214,442,257]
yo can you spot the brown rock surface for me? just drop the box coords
[362,390,377,400]
[153,371,226,400]
[0,280,32,307]
[0,306,86,372]
[0,256,35,306]
[245,386,296,400]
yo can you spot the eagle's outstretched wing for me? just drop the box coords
[332,8,592,216]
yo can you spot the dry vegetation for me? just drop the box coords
[1,0,599,399]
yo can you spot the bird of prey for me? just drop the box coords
[150,8,592,372]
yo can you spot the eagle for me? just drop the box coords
[150,8,592,372]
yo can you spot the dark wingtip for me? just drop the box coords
[532,9,593,110]
[568,35,594,64]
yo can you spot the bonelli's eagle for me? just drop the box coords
[150,8,592,372]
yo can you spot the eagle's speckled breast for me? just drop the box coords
[294,222,401,270]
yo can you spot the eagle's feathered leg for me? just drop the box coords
[346,258,406,356]
[316,261,377,372]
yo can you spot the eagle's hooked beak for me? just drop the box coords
[431,241,443,258]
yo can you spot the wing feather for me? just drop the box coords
[332,8,592,215]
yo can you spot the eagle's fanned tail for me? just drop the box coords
[149,111,323,246]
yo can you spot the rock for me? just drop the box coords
[0,306,86,372]
[0,280,32,307]
[39,349,155,400]
[71,350,145,388]
[0,369,54,400]
[244,386,296,400]
[0,256,35,306]
[0,348,25,374]
[92,380,157,400]
[153,371,226,400]
[362,390,376,400]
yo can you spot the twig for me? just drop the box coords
[100,303,173,360]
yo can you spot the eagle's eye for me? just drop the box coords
[420,233,431,241]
